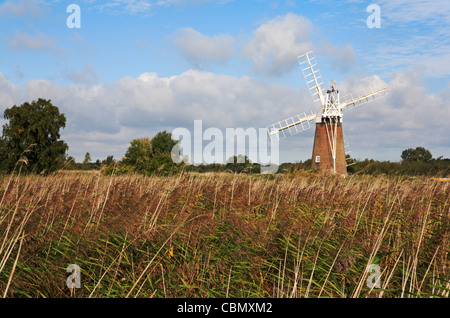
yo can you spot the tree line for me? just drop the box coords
[0,99,448,177]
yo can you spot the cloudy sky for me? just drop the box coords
[0,0,449,163]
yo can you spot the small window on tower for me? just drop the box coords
[315,156,320,163]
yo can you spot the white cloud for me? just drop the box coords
[242,13,314,76]
[339,71,450,159]
[241,13,357,77]
[0,73,21,109]
[0,68,448,162]
[173,28,235,67]
[0,70,305,160]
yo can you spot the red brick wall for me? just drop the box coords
[311,121,347,176]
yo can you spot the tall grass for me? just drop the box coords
[0,171,448,298]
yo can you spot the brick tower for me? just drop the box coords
[311,119,347,176]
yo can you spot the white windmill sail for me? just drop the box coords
[267,111,316,142]
[297,51,326,106]
[266,51,327,142]
[340,87,388,110]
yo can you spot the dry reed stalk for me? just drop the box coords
[417,246,440,296]
[277,240,289,298]
[0,204,20,261]
[248,177,251,206]
[126,198,200,298]
[409,201,432,294]
[0,180,39,264]
[0,181,42,296]
[400,255,414,298]
[95,171,115,228]
[77,174,104,241]
[129,228,179,298]
[353,191,372,235]
[160,263,166,298]
[267,186,280,231]
[226,266,232,298]
[352,195,397,298]
[57,182,83,247]
[213,180,219,217]
[89,247,127,298]
[305,242,322,298]
[378,249,404,298]
[229,173,237,210]
[107,234,129,297]
[0,173,17,212]
[318,239,346,298]
[290,234,308,298]
[144,191,168,235]
[2,233,24,298]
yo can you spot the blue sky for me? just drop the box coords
[0,0,449,164]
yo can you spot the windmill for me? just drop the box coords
[267,51,388,176]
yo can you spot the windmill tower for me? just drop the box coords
[267,51,388,176]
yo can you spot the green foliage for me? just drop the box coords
[278,160,312,174]
[352,150,449,177]
[77,134,449,178]
[102,155,115,165]
[64,156,77,170]
[83,152,91,164]
[401,147,433,162]
[112,132,181,176]
[151,130,179,155]
[142,153,180,176]
[102,162,134,175]
[225,155,259,173]
[82,152,92,170]
[122,137,153,169]
[0,98,68,174]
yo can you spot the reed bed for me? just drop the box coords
[0,171,448,298]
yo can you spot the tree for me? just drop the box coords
[102,155,115,165]
[0,98,68,174]
[83,152,92,164]
[65,156,77,170]
[81,152,91,170]
[227,154,251,165]
[226,154,253,173]
[401,147,432,162]
[151,130,179,154]
[122,132,180,174]
[122,137,153,169]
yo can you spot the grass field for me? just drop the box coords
[0,171,448,298]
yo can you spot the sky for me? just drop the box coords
[0,0,449,164]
